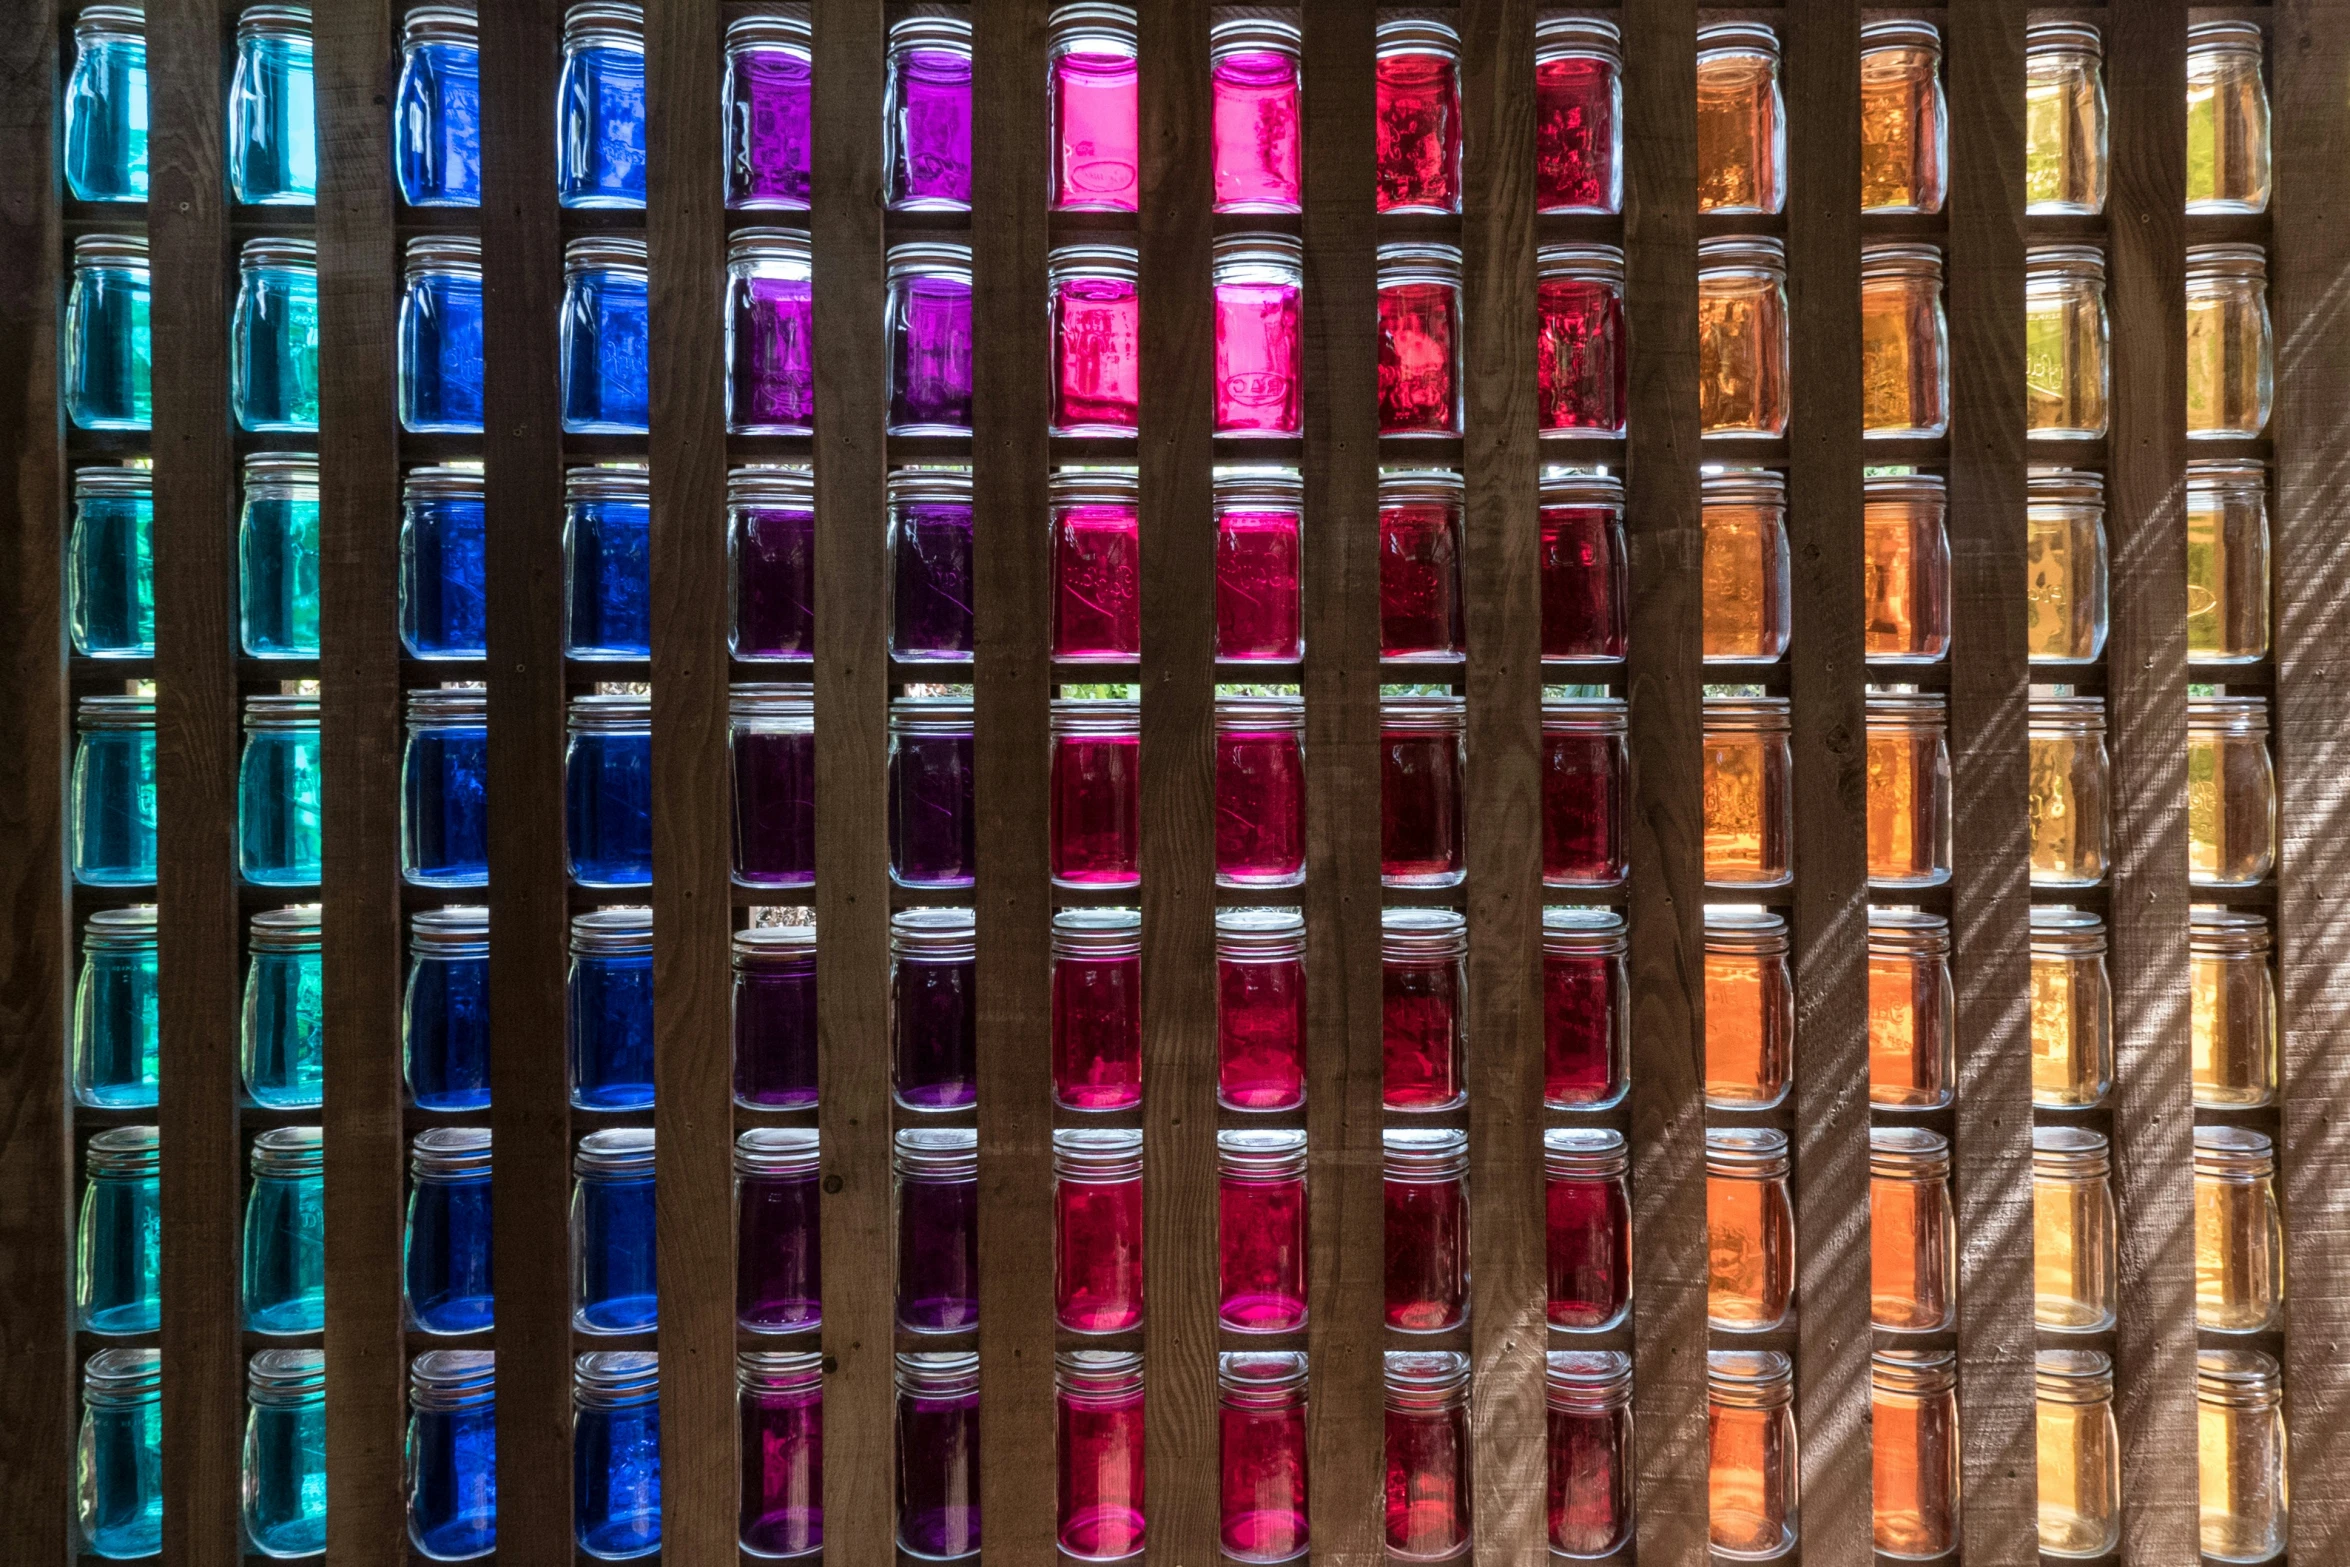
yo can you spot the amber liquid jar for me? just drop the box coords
[1704,697,1791,890]
[1702,466,1789,662]
[1707,1127,1793,1333]
[1871,1349,1959,1560]
[2028,695,2108,887]
[2189,696,2277,888]
[2188,459,2270,664]
[2037,1349,2120,1558]
[1870,1127,1955,1333]
[1698,237,1789,437]
[2195,1125,2284,1334]
[2033,1125,2116,1332]
[2198,1349,2289,1563]
[1708,1349,1797,1560]
[1868,907,1952,1110]
[2030,905,2113,1109]
[2027,244,2110,439]
[1866,690,1951,889]
[1860,20,1945,213]
[2026,21,2107,216]
[2187,243,2274,439]
[1705,907,1791,1112]
[1695,24,1784,215]
[2026,467,2109,664]
[2193,906,2276,1107]
[1861,244,1948,439]
[1863,472,1950,664]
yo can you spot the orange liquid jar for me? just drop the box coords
[1870,1126,1955,1333]
[1707,1127,1793,1333]
[1872,1349,1960,1559]
[1863,472,1950,664]
[1704,696,1791,890]
[1708,1348,1797,1558]
[1866,689,1951,889]
[1868,907,1951,1109]
[1704,907,1791,1111]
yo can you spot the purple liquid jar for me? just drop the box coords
[738,1349,822,1557]
[727,228,814,435]
[729,463,814,663]
[888,696,976,889]
[736,1127,821,1335]
[887,242,974,435]
[889,466,975,663]
[895,1129,979,1335]
[730,683,815,889]
[724,15,812,211]
[890,907,977,1112]
[896,1352,981,1558]
[884,17,972,212]
[733,923,816,1111]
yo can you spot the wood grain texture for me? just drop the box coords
[1620,0,1711,1557]
[2103,6,2199,1561]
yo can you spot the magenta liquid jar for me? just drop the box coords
[1048,4,1139,213]
[895,1129,979,1335]
[1219,1351,1309,1563]
[1543,906,1628,1110]
[1538,245,1627,436]
[1051,697,1141,889]
[1375,18,1462,214]
[886,241,974,435]
[1058,1350,1146,1561]
[1216,694,1306,888]
[1383,907,1467,1111]
[1217,1129,1308,1332]
[887,695,976,889]
[1547,1350,1635,1558]
[1545,1127,1632,1331]
[731,683,815,889]
[1050,243,1140,436]
[1536,16,1623,214]
[1217,907,1307,1112]
[727,227,814,435]
[1055,1128,1144,1335]
[1384,1128,1469,1333]
[888,465,974,664]
[1215,465,1305,663]
[738,1349,823,1557]
[1379,243,1464,437]
[1384,1350,1473,1558]
[1053,907,1142,1112]
[1380,468,1467,662]
[1210,18,1302,214]
[1540,468,1629,664]
[736,1126,821,1334]
[1213,234,1305,438]
[890,906,976,1111]
[1051,467,1141,661]
[723,14,812,211]
[734,923,817,1111]
[1542,694,1628,888]
[895,1352,981,1559]
[1381,693,1467,887]
[729,463,814,663]
[884,17,972,212]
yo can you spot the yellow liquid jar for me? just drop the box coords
[1704,696,1792,890]
[1865,690,1951,889]
[2193,906,2276,1107]
[2036,1349,2120,1558]
[2198,1349,2289,1562]
[1699,238,1789,437]
[2026,22,2106,215]
[1870,1127,1955,1333]
[1863,472,1950,664]
[1706,906,1792,1112]
[1708,1349,1798,1560]
[2188,696,2276,888]
[2033,1124,2115,1332]
[2030,905,2112,1109]
[2186,21,2271,215]
[2187,244,2274,439]
[2195,1125,2284,1334]
[2027,244,2110,439]
[1859,20,1945,214]
[1871,1349,1959,1560]
[2029,696,2109,887]
[1869,907,1951,1109]
[1861,243,1948,439]
[1696,23,1784,215]
[1707,1127,1793,1333]
[1702,466,1789,662]
[2187,460,2269,664]
[2026,468,2109,664]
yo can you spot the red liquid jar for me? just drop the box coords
[1052,907,1143,1111]
[1536,16,1623,214]
[1216,694,1306,888]
[1542,695,1629,888]
[1547,1349,1635,1557]
[1217,907,1307,1112]
[1540,469,1629,663]
[1379,243,1464,437]
[1057,1349,1146,1561]
[1537,245,1628,436]
[1384,1128,1469,1332]
[1215,465,1304,662]
[1383,908,1467,1111]
[1049,243,1140,436]
[1217,1129,1309,1332]
[1051,697,1141,888]
[1381,694,1467,887]
[1048,4,1139,213]
[1543,906,1629,1110]
[1051,467,1141,661]
[1380,469,1466,662]
[1544,1126,1632,1331]
[1054,1128,1144,1335]
[1384,1350,1473,1558]
[1219,1351,1309,1563]
[1374,19,1462,214]
[1214,234,1305,438]
[1210,18,1302,214]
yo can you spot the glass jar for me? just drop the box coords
[1705,907,1792,1110]
[573,1352,661,1558]
[1050,243,1141,436]
[569,907,654,1111]
[1545,1127,1631,1332]
[77,1125,161,1334]
[2188,460,2269,664]
[1540,469,1628,663]
[2198,1349,2288,1562]
[734,922,816,1111]
[736,1126,821,1335]
[1701,466,1789,662]
[406,1350,496,1559]
[65,7,149,202]
[724,14,812,210]
[1697,24,1785,214]
[406,906,489,1112]
[1866,690,1953,888]
[2187,22,2271,215]
[1219,1351,1308,1563]
[1383,1352,1474,1560]
[66,234,152,431]
[2027,245,2110,439]
[1379,242,1464,437]
[1537,246,1626,436]
[731,683,816,889]
[243,905,324,1108]
[1699,238,1789,437]
[2188,245,2274,438]
[565,694,653,886]
[2033,1125,2116,1331]
[1053,907,1143,1111]
[241,694,324,886]
[403,689,488,886]
[2193,906,2276,1107]
[1052,698,1141,888]
[2027,23,2106,215]
[242,1349,328,1557]
[1708,1349,1796,1558]
[1218,1130,1308,1333]
[1213,234,1306,438]
[733,463,817,663]
[1862,243,1949,439]
[561,236,650,433]
[1707,1127,1793,1332]
[1218,908,1306,1111]
[1382,1129,1470,1336]
[74,906,159,1110]
[79,1349,163,1558]
[240,452,322,657]
[1215,466,1304,662]
[2031,906,2112,1109]
[1055,1129,1144,1335]
[230,4,316,205]
[2027,467,2109,663]
[1547,1351,1633,1558]
[565,463,651,658]
[1050,467,1141,659]
[1872,1350,1958,1559]
[402,465,487,659]
[887,241,975,435]
[895,1352,981,1558]
[1863,473,1950,663]
[1381,694,1467,884]
[2029,696,2108,886]
[1381,468,1467,661]
[1868,907,1952,1109]
[2195,1126,2283,1334]
[572,1129,657,1335]
[69,466,154,658]
[1536,16,1622,214]
[1383,908,1466,1111]
[404,1128,493,1334]
[1216,695,1306,888]
[884,17,973,211]
[1543,907,1628,1109]
[1210,18,1301,213]
[1374,19,1462,214]
[727,228,815,435]
[895,1129,979,1334]
[2189,696,2277,887]
[890,905,977,1111]
[739,1350,822,1557]
[1704,697,1793,889]
[396,6,481,207]
[73,695,158,886]
[2036,1349,2118,1557]
[557,1,646,208]
[1049,3,1139,213]
[1870,1127,1955,1334]
[1541,696,1628,887]
[1860,20,1946,214]
[1057,1351,1146,1561]
[233,237,322,432]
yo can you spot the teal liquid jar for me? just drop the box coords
[74,905,159,1110]
[243,1350,327,1557]
[65,6,149,202]
[244,1126,325,1334]
[233,237,321,432]
[67,234,152,431]
[241,453,321,657]
[74,695,158,887]
[231,4,317,204]
[77,1125,161,1335]
[69,466,154,658]
[79,1349,163,1559]
[244,905,324,1108]
[240,694,324,886]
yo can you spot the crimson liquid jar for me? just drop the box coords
[1384,1128,1469,1333]
[1548,1350,1636,1558]
[1051,467,1141,661]
[1545,1127,1632,1332]
[1217,907,1307,1112]
[1219,1351,1309,1563]
[1542,695,1629,888]
[1209,18,1301,213]
[1051,697,1140,889]
[1379,243,1464,437]
[1049,242,1140,437]
[1054,1128,1144,1335]
[1705,906,1792,1111]
[1544,906,1629,1110]
[1537,245,1627,436]
[1215,465,1304,662]
[736,1126,821,1335]
[1536,16,1623,214]
[1048,3,1138,213]
[1374,19,1462,213]
[1052,907,1143,1112]
[1213,234,1305,438]
[1541,469,1629,663]
[1381,694,1467,886]
[1380,468,1466,662]
[1384,1351,1473,1559]
[1383,908,1466,1111]
[1217,1129,1308,1333]
[1057,1350,1146,1561]
[1215,694,1305,888]
[890,906,976,1112]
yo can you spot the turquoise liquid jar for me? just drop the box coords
[241,453,321,657]
[74,695,158,887]
[408,1351,497,1559]
[79,1349,163,1559]
[396,6,481,206]
[243,1350,328,1557]
[244,1127,326,1334]
[230,4,318,204]
[74,906,159,1110]
[240,694,324,886]
[67,234,152,431]
[65,6,149,202]
[244,905,324,1108]
[69,466,154,658]
[233,237,321,432]
[77,1126,160,1335]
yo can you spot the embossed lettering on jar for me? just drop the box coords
[1862,243,1949,439]
[1868,907,1952,1108]
[1051,244,1141,436]
[885,17,972,211]
[1214,234,1305,437]
[1697,24,1784,213]
[1708,1349,1797,1559]
[1381,468,1467,661]
[2027,22,2106,215]
[1379,243,1463,436]
[1699,237,1788,437]
[1051,468,1141,660]
[724,14,811,209]
[728,228,815,435]
[1049,4,1138,213]
[2188,696,2275,888]
[1707,1128,1793,1333]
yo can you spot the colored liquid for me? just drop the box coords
[1537,276,1627,433]
[1054,949,1142,1111]
[1384,1176,1468,1331]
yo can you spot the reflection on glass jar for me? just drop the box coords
[1546,1350,1634,1558]
[895,1131,978,1335]
[1209,18,1301,214]
[1218,1351,1308,1564]
[1696,24,1784,214]
[1384,1352,1473,1559]
[1870,1128,1955,1334]
[737,1349,822,1557]
[1871,1349,1958,1560]
[1861,243,1948,438]
[1707,1349,1796,1560]
[1217,1130,1308,1333]
[67,234,152,432]
[1705,907,1791,1112]
[1383,1131,1469,1334]
[1056,1350,1146,1561]
[2026,245,2109,439]
[2031,905,2112,1109]
[240,694,325,887]
[1053,908,1142,1112]
[723,13,811,210]
[1217,908,1307,1112]
[560,236,650,434]
[1380,468,1466,661]
[569,908,653,1111]
[1699,237,1789,437]
[1866,690,1952,888]
[79,1348,163,1558]
[1860,20,1946,214]
[2195,1126,2283,1334]
[1869,907,1952,1109]
[240,452,321,659]
[1214,234,1305,438]
[1380,694,1467,887]
[1544,906,1628,1111]
[573,1351,663,1557]
[888,697,976,889]
[1374,19,1462,215]
[74,695,158,888]
[402,464,487,659]
[894,1352,981,1558]
[1050,243,1141,437]
[78,1126,162,1335]
[737,462,819,663]
[401,235,486,434]
[1540,696,1627,889]
[2027,468,2109,663]
[396,5,481,208]
[1051,698,1141,890]
[74,906,159,1111]
[1536,245,1626,436]
[1543,1127,1631,1333]
[243,905,325,1110]
[1379,243,1465,437]
[2187,244,2273,439]
[556,1,647,208]
[242,1127,326,1336]
[1382,909,1466,1112]
[891,907,976,1112]
[1707,1128,1793,1333]
[1704,697,1792,889]
[2188,696,2276,888]
[2198,1349,2288,1563]
[566,695,653,887]
[65,7,150,203]
[2193,906,2276,1107]
[241,1350,328,1557]
[2027,22,2106,215]
[1535,17,1622,215]
[730,684,815,890]
[1863,473,1950,664]
[1215,695,1307,889]
[2188,460,2269,664]
[1054,1129,1144,1336]
[2187,22,2270,215]
[2028,696,2108,887]
[1048,4,1139,214]
[1215,466,1304,663]
[2037,1349,2119,1558]
[230,4,318,205]
[233,237,321,434]
[564,464,650,659]
[1540,469,1628,663]
[2033,1125,2115,1332]
[733,923,815,1113]
[1702,467,1789,661]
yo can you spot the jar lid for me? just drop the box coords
[1213,231,1306,274]
[1210,16,1300,56]
[735,1125,821,1177]
[738,1349,824,1395]
[567,693,651,731]
[562,0,644,48]
[1215,905,1305,956]
[2029,904,2106,952]
[1539,469,1624,508]
[1381,905,1466,959]
[1049,242,1140,281]
[1706,1348,1794,1406]
[243,692,319,729]
[893,1126,978,1179]
[73,465,153,499]
[1375,16,1459,54]
[83,904,159,947]
[575,1125,656,1175]
[2028,466,2104,507]
[2035,1347,2112,1401]
[1379,467,1465,508]
[1866,687,1948,722]
[1218,1350,1309,1405]
[405,234,481,275]
[408,687,487,725]
[725,12,810,50]
[888,15,971,51]
[2186,458,2267,492]
[1698,234,1786,275]
[1535,15,1621,62]
[1869,1124,1949,1179]
[1542,905,1626,954]
[240,236,316,270]
[1050,467,1140,508]
[1703,694,1791,733]
[565,234,649,274]
[566,462,650,503]
[413,904,490,950]
[1863,472,1947,508]
[1215,694,1303,733]
[1217,1127,1308,1179]
[570,905,653,954]
[1545,1349,1633,1412]
[1702,466,1785,508]
[729,226,812,266]
[2032,1123,2109,1175]
[2187,20,2265,53]
[1705,1126,1789,1175]
[2189,904,2269,954]
[410,1125,491,1176]
[731,681,815,722]
[1862,240,1944,279]
[1054,1127,1144,1181]
[2027,243,2106,281]
[249,903,323,949]
[1052,906,1142,957]
[1056,1348,1145,1399]
[2194,1124,2273,1179]
[2027,694,2105,731]
[1213,465,1304,512]
[2026,21,2102,57]
[1382,1350,1472,1409]
[75,6,148,39]
[78,693,155,729]
[1860,18,1941,52]
[1378,240,1464,281]
[73,233,149,267]
[733,921,816,960]
[243,451,319,490]
[730,462,816,508]
[1872,1347,1956,1396]
[2187,694,2268,734]
[1047,2,1137,48]
[895,1350,981,1398]
[573,1351,661,1407]
[247,1345,327,1402]
[890,906,977,959]
[2196,1348,2282,1405]
[86,1124,160,1176]
[410,1349,496,1407]
[1050,696,1139,735]
[1541,694,1627,732]
[83,1348,163,1404]
[1536,243,1624,283]
[1704,906,1788,953]
[1696,21,1778,56]
[885,241,973,281]
[405,464,486,500]
[1867,905,1950,954]
[1381,1127,1468,1179]
[1543,1125,1627,1178]
[2186,242,2268,280]
[884,465,970,508]
[1379,693,1466,733]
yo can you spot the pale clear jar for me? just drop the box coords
[1871,1349,1959,1560]
[2028,696,2108,887]
[1860,21,1946,214]
[1707,1349,1796,1560]
[2026,245,2109,439]
[1698,237,1789,438]
[1701,466,1789,663]
[2032,1125,2115,1333]
[2030,906,2112,1109]
[1869,1128,1954,1335]
[2026,468,2109,664]
[2037,1349,2120,1558]
[2188,696,2276,888]
[1868,907,1952,1110]
[2186,22,2270,215]
[2187,244,2273,439]
[1861,243,1948,439]
[2188,460,2269,664]
[1865,690,1951,889]
[2193,906,2276,1108]
[1863,472,1950,663]
[1695,24,1784,215]
[1703,697,1792,890]
[2027,23,2106,215]
[2195,1126,2283,1334]
[2198,1349,2288,1562]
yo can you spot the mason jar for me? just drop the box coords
[1048,2,1140,214]
[242,1127,326,1334]
[2030,906,2113,1108]
[1545,1349,1634,1557]
[1054,1128,1144,1335]
[2194,1125,2283,1335]
[232,237,322,433]
[1861,242,1949,438]
[734,921,816,1112]
[242,1350,328,1557]
[1705,907,1791,1110]
[1868,906,1952,1109]
[1865,689,1952,888]
[1536,245,1626,436]
[1706,1128,1793,1333]
[1383,1351,1473,1557]
[2033,1125,2116,1332]
[1704,696,1792,889]
[406,1351,496,1558]
[1218,1351,1309,1561]
[2036,1349,2119,1558]
[731,683,815,889]
[1209,16,1302,213]
[2028,696,2108,887]
[403,688,489,887]
[73,695,158,887]
[229,3,318,205]
[1049,243,1141,437]
[738,1349,823,1556]
[557,0,647,208]
[401,465,487,659]
[1540,696,1627,888]
[1217,908,1307,1112]
[565,694,653,887]
[724,12,812,210]
[560,236,651,434]
[1703,466,1789,662]
[2187,459,2269,663]
[727,227,815,435]
[65,6,150,202]
[66,234,152,431]
[2186,21,2271,215]
[886,241,975,435]
[1215,695,1306,888]
[404,1128,494,1335]
[1539,468,1627,663]
[1696,23,1784,214]
[2197,1349,2288,1562]
[1379,694,1467,887]
[572,1129,658,1335]
[1535,16,1622,215]
[2026,244,2109,439]
[69,466,154,658]
[2186,244,2273,439]
[2026,467,2109,663]
[893,1352,981,1558]
[883,16,973,212]
[1869,1127,1955,1334]
[1871,1349,1959,1559]
[1213,234,1305,438]
[239,452,321,657]
[77,1125,161,1335]
[895,1129,980,1335]
[240,694,324,887]
[1698,236,1789,437]
[1214,465,1304,662]
[1383,1130,1469,1332]
[1379,467,1467,660]
[1863,472,1950,662]
[1860,20,1946,214]
[569,907,654,1111]
[1544,1127,1631,1332]
[1706,1349,1797,1559]
[573,1352,662,1557]
[1373,18,1463,214]
[2193,905,2276,1108]
[2188,696,2276,888]
[1378,242,1464,437]
[400,235,485,433]
[405,905,490,1113]
[734,463,819,663]
[2026,22,2106,215]
[243,905,324,1108]
[887,695,976,888]
[74,906,159,1110]
[78,1349,164,1558]
[1050,466,1141,659]
[395,5,481,207]
[736,1127,821,1335]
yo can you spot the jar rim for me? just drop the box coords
[247,1347,327,1402]
[1696,21,1779,56]
[575,1126,656,1175]
[1705,904,1790,954]
[2029,904,2107,951]
[1214,231,1306,272]
[888,15,971,50]
[2032,1123,2109,1174]
[1382,1126,1468,1178]
[2028,695,2106,730]
[2034,1347,2113,1401]
[890,905,977,956]
[410,1349,496,1405]
[1381,905,1466,958]
[1216,905,1306,956]
[1869,1124,1950,1177]
[735,1125,821,1175]
[1536,242,1625,282]
[1379,466,1466,507]
[886,240,974,280]
[1050,696,1140,733]
[82,904,159,944]
[1382,1349,1472,1408]
[243,450,320,489]
[407,687,487,723]
[413,904,491,946]
[730,461,816,507]
[566,462,650,502]
[1867,905,1950,953]
[1872,1347,1957,1396]
[78,694,156,728]
[562,0,644,47]
[73,465,153,497]
[1049,242,1140,281]
[83,1348,163,1403]
[405,464,486,498]
[2186,242,2268,279]
[73,233,149,266]
[1218,1350,1309,1401]
[1210,16,1301,56]
[240,235,317,270]
[1860,18,1941,52]
[1056,1348,1145,1398]
[885,464,970,505]
[403,233,483,279]
[895,1350,981,1397]
[1702,465,1786,507]
[2026,20,2102,56]
[1050,466,1141,507]
[1698,233,1787,274]
[2187,19,2266,52]
[570,905,654,954]
[86,1124,161,1174]
[2197,1347,2282,1404]
[567,693,651,731]
[1215,694,1304,732]
[2028,466,2105,506]
[2189,904,2270,952]
[1546,1349,1635,1411]
[249,902,324,948]
[2194,1124,2274,1177]
[1213,464,1305,510]
[1052,905,1143,956]
[1535,14,1621,62]
[1706,1348,1794,1405]
[1540,468,1624,507]
[738,1348,825,1394]
[1861,240,1945,278]
[733,921,817,956]
[1379,693,1467,732]
[565,234,649,273]
[243,693,319,729]
[1542,695,1627,732]
[2187,695,2267,732]
[725,12,810,49]
[410,1125,492,1175]
[75,6,148,38]
[1867,688,1948,720]
[2028,242,2107,279]
[1375,16,1460,53]
[1704,694,1791,732]
[1378,240,1465,278]
[729,225,812,264]
[1543,1125,1628,1176]
[1542,904,1627,951]
[1864,472,1948,507]
[894,1126,979,1178]
[1216,1128,1309,1178]
[573,1351,661,1406]
[1053,1126,1145,1180]
[730,681,815,721]
[1706,1126,1789,1173]
[2186,457,2267,488]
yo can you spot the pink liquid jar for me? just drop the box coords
[1384,1350,1473,1557]
[1547,1350,1635,1557]
[1217,907,1307,1112]
[1054,1128,1144,1335]
[1052,907,1142,1111]
[1379,243,1464,437]
[1540,469,1629,664]
[1216,694,1306,888]
[1541,695,1628,888]
[1380,468,1466,662]
[1217,1129,1308,1332]
[1384,1128,1469,1332]
[1215,465,1304,662]
[739,1348,824,1557]
[1536,16,1623,214]
[1219,1351,1310,1563]
[1544,1127,1632,1331]
[1543,906,1629,1110]
[1051,697,1141,889]
[1210,18,1302,214]
[1374,18,1462,214]
[1383,907,1467,1111]
[1213,234,1305,438]
[1049,4,1139,213]
[1380,693,1467,887]
[1537,245,1627,436]
[1051,467,1141,661]
[1050,243,1140,436]
[1057,1349,1146,1560]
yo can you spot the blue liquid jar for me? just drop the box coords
[725,13,813,211]
[895,1351,982,1559]
[561,237,651,434]
[404,689,489,886]
[574,1129,658,1334]
[244,1126,326,1334]
[242,1350,327,1557]
[570,907,654,1111]
[240,452,321,658]
[565,465,651,658]
[69,466,154,658]
[405,1127,494,1334]
[734,923,817,1111]
[558,2,647,208]
[233,237,321,432]
[888,465,977,663]
[406,907,490,1111]
[566,694,653,886]
[401,236,485,432]
[67,234,152,431]
[396,6,480,206]
[401,465,487,659]
[407,1350,497,1560]
[77,1125,160,1335]
[244,905,325,1108]
[74,695,158,887]
[79,1349,164,1559]
[574,1352,661,1559]
[74,905,159,1110]
[65,7,149,202]
[230,4,318,205]
[241,693,324,886]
